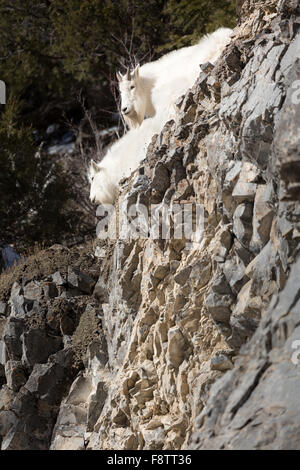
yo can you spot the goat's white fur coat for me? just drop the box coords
[118,28,232,128]
[88,114,163,205]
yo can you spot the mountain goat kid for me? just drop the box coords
[88,115,163,205]
[117,28,232,129]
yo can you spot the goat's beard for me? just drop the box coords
[123,108,143,129]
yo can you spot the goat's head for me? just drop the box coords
[88,159,116,205]
[117,65,143,127]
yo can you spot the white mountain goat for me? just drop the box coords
[88,114,163,205]
[117,27,232,128]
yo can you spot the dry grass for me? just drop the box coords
[0,241,100,301]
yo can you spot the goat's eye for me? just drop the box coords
[130,85,135,90]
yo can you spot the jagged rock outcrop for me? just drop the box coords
[0,0,300,450]
[192,255,300,449]
[0,244,102,450]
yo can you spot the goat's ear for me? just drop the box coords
[125,68,130,80]
[131,64,140,79]
[116,71,123,82]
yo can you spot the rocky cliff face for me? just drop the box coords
[0,0,300,450]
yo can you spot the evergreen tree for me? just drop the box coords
[162,0,236,49]
[0,96,79,249]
